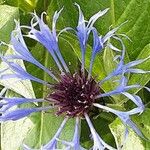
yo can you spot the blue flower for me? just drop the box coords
[0,4,150,150]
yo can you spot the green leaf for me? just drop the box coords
[4,0,38,12]
[133,109,150,141]
[1,118,33,150]
[0,5,34,98]
[109,109,150,150]
[0,5,19,43]
[47,0,77,28]
[24,112,74,149]
[116,0,150,60]
[0,0,5,4]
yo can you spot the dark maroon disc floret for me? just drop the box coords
[46,72,101,117]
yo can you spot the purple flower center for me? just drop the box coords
[46,71,102,117]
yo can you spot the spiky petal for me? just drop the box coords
[85,113,116,150]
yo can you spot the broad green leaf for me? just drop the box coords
[0,0,5,4]
[116,0,150,60]
[0,5,19,43]
[133,109,150,141]
[47,0,150,57]
[0,4,35,98]
[1,118,33,150]
[0,48,35,98]
[24,112,74,149]
[138,82,150,104]
[47,0,77,28]
[109,109,150,150]
[47,0,150,75]
[4,0,38,12]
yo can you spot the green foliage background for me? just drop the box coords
[0,0,150,149]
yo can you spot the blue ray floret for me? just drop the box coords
[0,3,150,150]
[75,3,109,72]
[100,36,150,84]
[22,10,69,73]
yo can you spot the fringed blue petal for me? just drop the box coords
[99,36,125,84]
[88,28,103,78]
[0,97,45,112]
[121,92,144,111]
[97,75,145,99]
[52,7,64,36]
[126,68,150,74]
[75,3,87,72]
[125,56,150,69]
[87,8,109,29]
[93,103,144,138]
[9,25,58,81]
[100,35,150,84]
[0,68,9,74]
[75,3,108,72]
[24,11,69,73]
[0,58,49,85]
[102,21,128,43]
[107,43,121,52]
[0,106,52,121]
[97,76,128,98]
[85,113,116,150]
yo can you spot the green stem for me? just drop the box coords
[111,0,115,26]
[39,47,49,146]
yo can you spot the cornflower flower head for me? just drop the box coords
[0,4,150,150]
